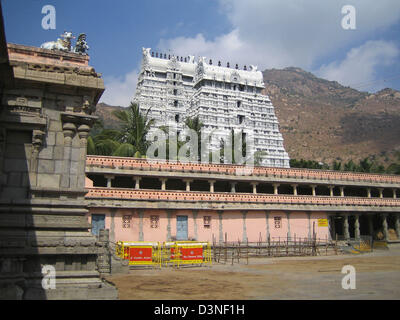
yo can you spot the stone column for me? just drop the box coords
[251,182,258,194]
[273,183,280,195]
[394,214,400,240]
[393,189,397,199]
[192,210,198,240]
[286,212,291,240]
[265,211,270,241]
[138,209,144,241]
[382,213,389,241]
[160,178,167,191]
[367,188,371,198]
[328,185,334,197]
[329,215,335,240]
[105,175,114,188]
[166,209,173,241]
[110,208,116,243]
[340,186,345,197]
[311,185,316,196]
[77,124,91,188]
[242,210,248,242]
[183,179,192,192]
[292,184,298,196]
[209,180,215,193]
[378,188,384,199]
[354,214,360,240]
[60,122,76,189]
[307,212,312,239]
[133,177,141,189]
[218,210,223,244]
[230,182,237,193]
[343,214,350,240]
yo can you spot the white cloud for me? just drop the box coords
[157,0,400,87]
[316,40,399,91]
[100,69,138,107]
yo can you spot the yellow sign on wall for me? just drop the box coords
[318,219,329,227]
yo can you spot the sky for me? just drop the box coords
[2,0,400,107]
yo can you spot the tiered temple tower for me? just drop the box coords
[134,48,290,168]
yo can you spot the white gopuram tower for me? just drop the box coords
[134,48,290,168]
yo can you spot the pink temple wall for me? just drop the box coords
[86,208,330,243]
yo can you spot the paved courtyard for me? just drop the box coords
[106,245,400,300]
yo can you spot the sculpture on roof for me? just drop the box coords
[41,31,90,55]
[41,31,75,51]
[74,33,89,55]
[249,65,258,72]
[142,47,151,57]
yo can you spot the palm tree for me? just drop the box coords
[87,119,122,156]
[184,116,204,161]
[111,102,155,157]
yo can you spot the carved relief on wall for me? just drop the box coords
[2,95,43,117]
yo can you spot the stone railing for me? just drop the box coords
[86,155,400,185]
[86,187,400,207]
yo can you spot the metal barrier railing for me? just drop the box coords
[116,241,162,268]
[116,241,212,268]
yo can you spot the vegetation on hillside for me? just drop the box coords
[290,154,400,174]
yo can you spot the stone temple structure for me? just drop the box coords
[134,48,290,168]
[0,5,117,299]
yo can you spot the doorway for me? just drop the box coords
[176,215,188,240]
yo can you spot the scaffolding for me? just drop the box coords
[212,231,338,265]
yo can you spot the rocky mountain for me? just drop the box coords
[262,67,400,166]
[94,67,400,166]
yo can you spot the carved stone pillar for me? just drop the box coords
[354,214,360,240]
[251,182,258,194]
[160,178,167,191]
[133,176,141,189]
[328,185,334,197]
[230,182,236,193]
[378,188,384,199]
[311,185,316,196]
[367,188,371,198]
[340,186,345,197]
[343,214,350,240]
[105,175,114,188]
[273,183,279,195]
[183,179,192,192]
[30,129,45,187]
[395,214,400,240]
[382,213,389,241]
[209,180,215,193]
[393,189,397,199]
[292,184,298,196]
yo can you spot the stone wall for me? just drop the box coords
[0,43,117,299]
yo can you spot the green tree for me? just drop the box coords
[332,160,342,171]
[111,102,155,157]
[344,159,357,171]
